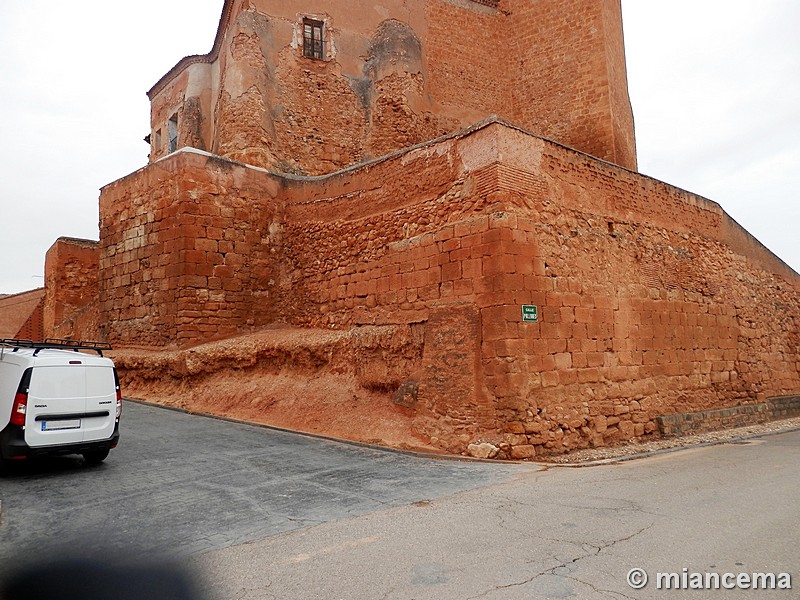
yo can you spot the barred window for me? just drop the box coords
[303,18,324,60]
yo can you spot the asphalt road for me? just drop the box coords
[194,430,800,600]
[2,402,798,599]
[0,401,518,577]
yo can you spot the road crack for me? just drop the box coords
[467,524,653,599]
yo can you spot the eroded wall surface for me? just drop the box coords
[147,0,636,174]
[100,121,799,455]
[43,238,100,340]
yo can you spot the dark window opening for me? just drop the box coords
[168,115,178,153]
[303,19,324,60]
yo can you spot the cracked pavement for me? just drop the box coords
[2,403,797,599]
[194,432,799,600]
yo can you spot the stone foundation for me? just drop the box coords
[657,397,800,437]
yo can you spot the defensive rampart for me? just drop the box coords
[43,237,100,340]
[100,120,800,456]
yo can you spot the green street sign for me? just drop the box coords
[521,305,538,323]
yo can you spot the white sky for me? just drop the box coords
[0,1,797,295]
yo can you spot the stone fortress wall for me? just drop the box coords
[36,0,799,457]
[91,120,800,456]
[43,238,100,341]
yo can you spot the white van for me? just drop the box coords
[0,339,121,471]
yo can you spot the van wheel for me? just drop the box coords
[82,449,110,465]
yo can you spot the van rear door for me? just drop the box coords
[82,365,117,442]
[25,365,86,447]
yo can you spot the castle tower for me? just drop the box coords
[146,0,636,174]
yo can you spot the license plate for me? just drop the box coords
[42,419,81,431]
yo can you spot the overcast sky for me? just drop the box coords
[0,1,797,295]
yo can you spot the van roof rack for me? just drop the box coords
[0,338,113,357]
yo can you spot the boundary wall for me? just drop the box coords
[99,120,799,455]
[43,238,100,340]
[0,289,45,341]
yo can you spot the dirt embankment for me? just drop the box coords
[110,324,443,453]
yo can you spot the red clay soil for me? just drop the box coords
[111,326,443,454]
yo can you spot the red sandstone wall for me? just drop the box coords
[147,0,636,173]
[0,289,45,341]
[99,151,285,347]
[14,301,44,342]
[601,0,637,168]
[426,1,509,121]
[43,238,100,340]
[507,0,636,168]
[278,122,799,454]
[100,122,799,455]
[467,125,797,453]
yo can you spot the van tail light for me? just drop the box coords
[10,392,28,427]
[11,367,32,427]
[114,368,122,420]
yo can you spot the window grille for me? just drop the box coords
[303,19,324,60]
